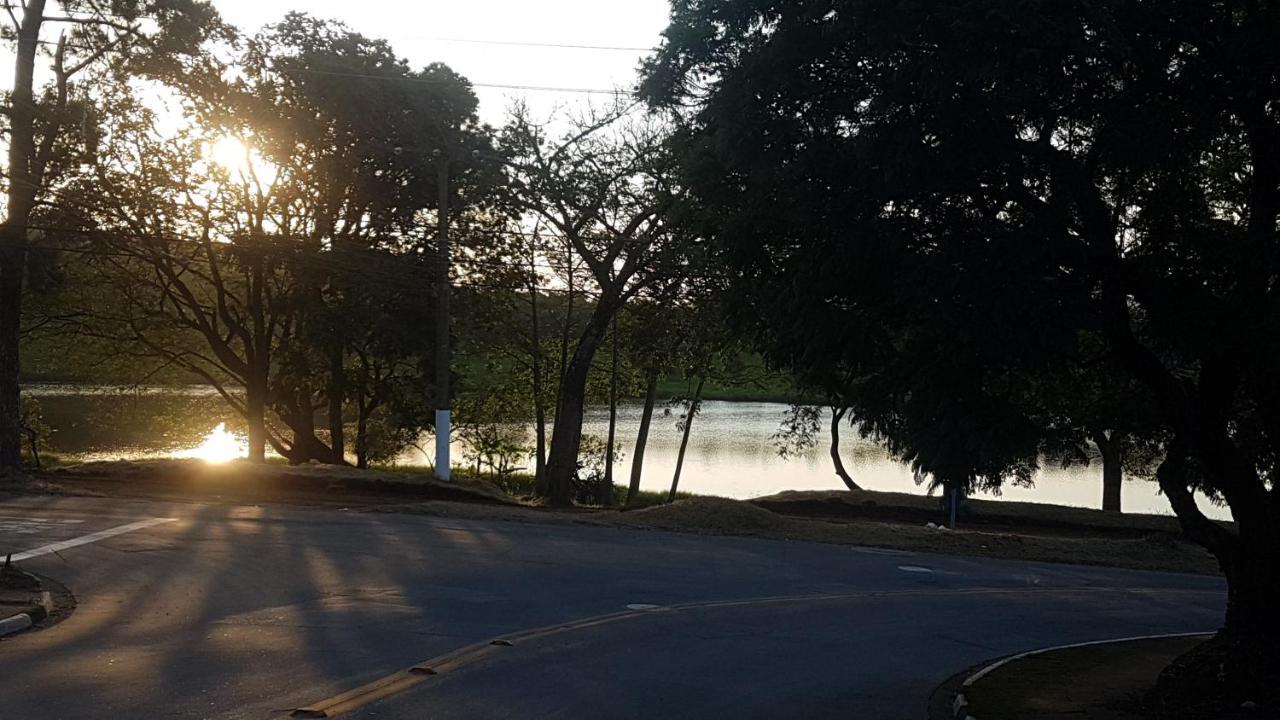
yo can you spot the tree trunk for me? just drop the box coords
[245,253,270,462]
[0,0,47,470]
[668,376,705,503]
[554,244,574,421]
[327,343,345,464]
[529,267,548,495]
[1092,430,1123,513]
[598,317,619,506]
[1214,541,1280,705]
[280,386,332,464]
[1150,539,1280,714]
[626,370,659,507]
[544,300,615,506]
[355,408,369,469]
[829,406,860,491]
[1144,439,1280,713]
[534,406,548,492]
[245,372,268,463]
[23,428,40,470]
[0,243,24,470]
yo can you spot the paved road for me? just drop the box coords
[0,494,1224,719]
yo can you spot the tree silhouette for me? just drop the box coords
[646,0,1280,710]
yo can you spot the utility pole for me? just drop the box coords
[434,151,452,481]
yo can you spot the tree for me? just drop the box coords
[775,404,863,492]
[47,15,489,465]
[0,0,225,468]
[645,0,1280,711]
[1037,340,1164,513]
[622,299,687,505]
[502,104,690,506]
[457,220,576,493]
[663,299,755,502]
[222,14,492,462]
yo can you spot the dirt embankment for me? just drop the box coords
[750,489,1192,538]
[9,460,1221,576]
[34,459,515,507]
[378,495,1219,576]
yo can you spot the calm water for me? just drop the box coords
[25,385,1229,520]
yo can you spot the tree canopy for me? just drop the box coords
[644,0,1280,710]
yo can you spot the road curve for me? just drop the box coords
[0,495,1223,719]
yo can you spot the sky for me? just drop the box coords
[210,0,674,125]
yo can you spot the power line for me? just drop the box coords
[421,37,655,53]
[272,65,635,96]
[13,34,644,96]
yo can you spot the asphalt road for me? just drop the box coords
[0,494,1225,720]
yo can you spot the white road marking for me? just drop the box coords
[6,518,176,561]
[897,565,934,573]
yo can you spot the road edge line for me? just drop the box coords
[7,517,177,562]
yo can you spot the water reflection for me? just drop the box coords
[26,386,1229,520]
[172,423,248,463]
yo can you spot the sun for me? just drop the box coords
[177,423,248,463]
[207,135,253,175]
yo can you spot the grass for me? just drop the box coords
[368,462,695,508]
[963,636,1211,720]
[430,468,696,509]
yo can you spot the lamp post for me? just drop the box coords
[397,141,498,482]
[433,149,452,481]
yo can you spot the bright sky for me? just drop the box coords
[211,0,673,125]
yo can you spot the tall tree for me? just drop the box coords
[55,14,488,464]
[646,0,1280,711]
[0,0,223,468]
[502,104,689,506]
[623,299,688,506]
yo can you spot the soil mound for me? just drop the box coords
[618,497,790,534]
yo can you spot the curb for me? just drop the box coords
[0,590,52,638]
[931,631,1214,720]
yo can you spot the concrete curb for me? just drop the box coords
[932,631,1214,720]
[0,590,52,639]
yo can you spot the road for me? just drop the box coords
[0,494,1224,719]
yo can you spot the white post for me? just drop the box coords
[434,409,451,481]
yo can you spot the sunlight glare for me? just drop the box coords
[178,423,248,463]
[205,135,277,184]
[207,136,252,174]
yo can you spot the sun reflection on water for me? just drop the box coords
[176,423,247,463]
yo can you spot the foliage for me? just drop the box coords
[499,102,694,504]
[571,433,625,504]
[454,386,533,478]
[645,0,1280,706]
[773,404,821,462]
[18,395,49,468]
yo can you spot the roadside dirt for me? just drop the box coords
[379,496,1220,575]
[12,460,1222,576]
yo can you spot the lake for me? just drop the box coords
[24,385,1228,520]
